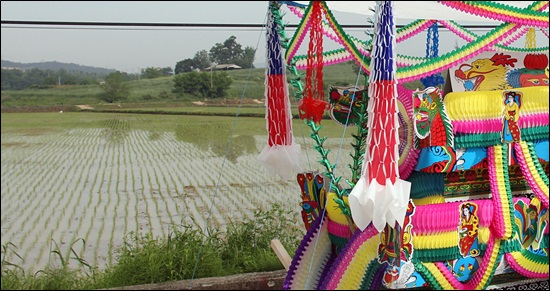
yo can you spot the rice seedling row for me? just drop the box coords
[71,128,105,258]
[9,136,67,256]
[149,154,178,227]
[52,134,94,264]
[136,153,156,237]
[139,138,166,239]
[108,141,123,265]
[129,140,142,237]
[72,129,110,269]
[116,138,132,245]
[138,129,178,228]
[85,148,109,260]
[1,113,316,272]
[18,131,91,270]
[124,134,142,238]
[1,137,54,222]
[92,142,116,267]
[156,133,190,220]
[118,129,149,243]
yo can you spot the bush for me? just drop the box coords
[173,71,232,98]
[99,72,130,103]
[1,203,302,290]
[141,94,155,101]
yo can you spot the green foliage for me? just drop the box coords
[174,59,196,74]
[175,36,256,73]
[193,50,212,71]
[140,67,173,79]
[174,50,212,74]
[1,61,425,107]
[101,228,226,285]
[172,71,202,95]
[221,204,301,273]
[1,240,102,290]
[99,71,131,103]
[234,47,257,69]
[208,36,255,69]
[210,71,233,98]
[1,68,102,90]
[2,267,98,290]
[1,204,302,290]
[172,71,232,98]
[1,69,25,90]
[209,36,242,64]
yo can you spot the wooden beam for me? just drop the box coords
[99,270,287,290]
[270,239,292,271]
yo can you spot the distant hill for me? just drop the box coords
[1,60,116,75]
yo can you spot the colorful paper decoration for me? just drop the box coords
[257,1,303,180]
[285,1,549,83]
[297,1,328,124]
[348,1,411,232]
[270,1,549,290]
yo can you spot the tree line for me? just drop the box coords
[1,35,255,92]
[1,36,255,103]
[1,68,103,90]
[175,35,255,73]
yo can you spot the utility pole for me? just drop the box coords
[210,62,215,98]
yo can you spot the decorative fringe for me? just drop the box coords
[505,250,550,278]
[438,1,549,28]
[284,216,334,290]
[488,144,515,240]
[285,3,549,80]
[414,236,503,290]
[321,224,380,290]
[408,171,445,199]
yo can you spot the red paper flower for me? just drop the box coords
[298,97,327,124]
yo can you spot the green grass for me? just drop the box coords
[1,62,415,107]
[1,61,426,110]
[0,61,426,289]
[0,110,353,139]
[0,111,342,290]
[1,204,301,290]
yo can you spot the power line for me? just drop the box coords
[1,20,274,28]
[1,25,265,32]
[1,20,501,30]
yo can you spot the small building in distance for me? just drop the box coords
[1,66,25,72]
[203,64,242,71]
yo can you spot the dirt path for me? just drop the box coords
[76,105,94,110]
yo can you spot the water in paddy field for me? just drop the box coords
[1,123,353,272]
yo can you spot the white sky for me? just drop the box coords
[1,1,548,73]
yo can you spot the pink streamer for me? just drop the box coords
[505,252,548,278]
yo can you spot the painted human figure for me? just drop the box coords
[501,91,522,143]
[458,203,480,257]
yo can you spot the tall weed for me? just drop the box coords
[0,203,302,289]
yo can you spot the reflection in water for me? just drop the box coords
[215,135,257,163]
[175,123,256,162]
[148,131,162,141]
[99,118,131,143]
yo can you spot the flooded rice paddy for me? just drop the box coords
[1,112,354,272]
